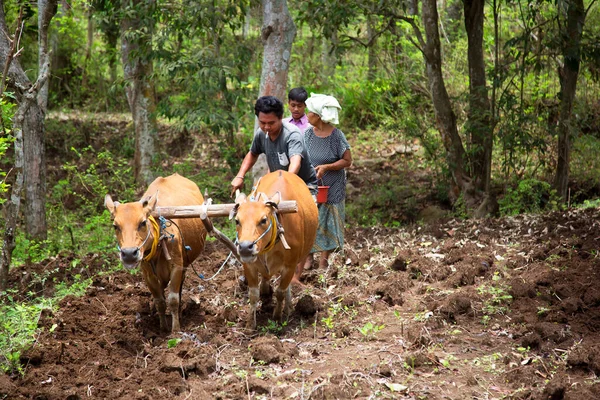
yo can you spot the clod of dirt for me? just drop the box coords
[378,363,393,377]
[160,353,215,378]
[510,279,538,299]
[533,322,571,345]
[372,278,408,306]
[340,295,359,308]
[249,335,284,364]
[583,286,600,308]
[403,350,435,370]
[538,377,566,400]
[247,375,270,394]
[437,293,472,322]
[559,297,581,314]
[295,294,320,316]
[20,347,44,366]
[446,263,488,287]
[521,332,542,349]
[389,255,407,271]
[567,345,600,375]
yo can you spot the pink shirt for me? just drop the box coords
[286,114,311,133]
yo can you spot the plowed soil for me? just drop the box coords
[2,115,600,399]
[3,208,600,399]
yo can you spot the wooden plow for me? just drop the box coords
[151,199,298,263]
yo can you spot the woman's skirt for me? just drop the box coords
[311,202,345,253]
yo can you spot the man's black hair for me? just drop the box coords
[288,87,308,103]
[254,96,284,119]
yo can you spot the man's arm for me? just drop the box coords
[288,154,302,175]
[231,151,259,196]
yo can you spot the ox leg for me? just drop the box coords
[167,262,185,332]
[259,276,273,299]
[273,265,294,322]
[243,263,260,330]
[146,278,168,332]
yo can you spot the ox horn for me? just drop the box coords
[230,192,246,220]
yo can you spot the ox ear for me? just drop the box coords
[265,191,281,208]
[141,191,158,215]
[229,203,239,220]
[104,194,119,217]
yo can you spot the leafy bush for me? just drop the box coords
[498,178,560,216]
[570,134,600,201]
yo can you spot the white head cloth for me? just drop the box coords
[305,93,341,125]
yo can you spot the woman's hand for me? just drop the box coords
[315,164,328,180]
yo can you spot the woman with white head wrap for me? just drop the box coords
[292,93,353,283]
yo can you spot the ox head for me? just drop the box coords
[105,192,158,269]
[231,191,281,263]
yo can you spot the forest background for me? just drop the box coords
[1,0,600,380]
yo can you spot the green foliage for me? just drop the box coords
[477,272,513,320]
[0,93,16,205]
[321,298,358,331]
[498,179,560,216]
[358,321,385,341]
[570,134,600,202]
[259,320,287,335]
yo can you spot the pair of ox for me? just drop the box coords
[105,171,317,331]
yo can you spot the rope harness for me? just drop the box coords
[143,215,161,261]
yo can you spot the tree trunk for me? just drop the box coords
[252,0,296,181]
[258,0,296,100]
[106,28,119,83]
[321,30,337,85]
[120,0,158,186]
[463,0,493,193]
[0,2,51,240]
[81,5,94,88]
[367,16,377,81]
[554,0,585,201]
[37,0,57,112]
[0,119,23,291]
[421,0,470,200]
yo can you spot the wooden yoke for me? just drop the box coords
[152,199,298,264]
[152,201,298,219]
[198,199,241,261]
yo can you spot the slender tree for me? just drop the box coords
[418,0,470,200]
[553,0,588,201]
[37,0,57,112]
[463,0,493,195]
[0,1,56,288]
[120,0,158,185]
[252,0,296,181]
[0,0,56,241]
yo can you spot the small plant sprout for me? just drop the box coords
[358,321,385,340]
[537,306,550,316]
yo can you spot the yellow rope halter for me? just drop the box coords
[143,215,161,261]
[258,214,278,254]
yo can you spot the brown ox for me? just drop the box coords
[104,173,207,332]
[232,170,318,329]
